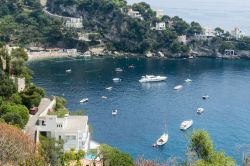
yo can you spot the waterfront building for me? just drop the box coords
[231,27,245,40]
[127,8,143,20]
[194,27,215,40]
[36,114,91,152]
[178,35,187,45]
[65,17,83,28]
[224,49,236,56]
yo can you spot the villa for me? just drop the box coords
[194,27,215,40]
[231,27,245,40]
[65,17,83,28]
[152,22,166,31]
[36,114,91,151]
[178,35,187,45]
[127,8,143,20]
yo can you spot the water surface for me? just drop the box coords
[28,57,250,163]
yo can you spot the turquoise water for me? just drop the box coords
[28,57,250,163]
[127,0,250,35]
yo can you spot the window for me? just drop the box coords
[57,124,63,128]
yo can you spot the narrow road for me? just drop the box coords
[24,98,52,140]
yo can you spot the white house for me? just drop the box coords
[203,28,215,38]
[231,27,244,40]
[127,8,143,20]
[155,22,166,31]
[36,114,91,152]
[65,18,83,28]
[178,35,187,45]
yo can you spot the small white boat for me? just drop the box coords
[197,108,204,114]
[202,95,209,100]
[115,68,123,72]
[112,78,121,82]
[180,120,193,130]
[174,85,183,90]
[106,87,112,90]
[128,65,135,68]
[66,69,72,73]
[139,75,167,83]
[101,96,108,99]
[185,79,192,83]
[80,98,88,103]
[112,109,118,116]
[189,56,194,59]
[156,133,169,146]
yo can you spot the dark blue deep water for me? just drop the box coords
[28,57,250,163]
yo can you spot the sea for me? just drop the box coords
[27,57,250,163]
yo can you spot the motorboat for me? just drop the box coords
[128,65,135,68]
[101,96,108,99]
[189,56,194,59]
[66,69,72,73]
[185,79,192,83]
[112,109,118,116]
[113,78,121,82]
[139,75,167,83]
[174,85,183,90]
[156,133,169,146]
[180,120,193,130]
[80,98,88,103]
[202,95,209,100]
[197,108,204,114]
[106,87,112,90]
[115,68,123,72]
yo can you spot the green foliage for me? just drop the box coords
[190,130,236,166]
[39,135,64,166]
[63,149,85,165]
[49,96,68,117]
[98,144,134,166]
[11,48,28,61]
[69,110,85,116]
[0,102,29,128]
[20,85,45,108]
[10,93,22,104]
[0,79,17,98]
[189,21,203,35]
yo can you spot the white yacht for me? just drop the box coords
[112,109,118,116]
[202,95,209,100]
[113,78,121,82]
[185,79,192,83]
[156,133,169,146]
[106,87,112,90]
[174,85,183,90]
[139,75,167,83]
[80,98,88,103]
[101,96,108,99]
[197,108,204,114]
[115,68,123,72]
[66,69,72,73]
[180,120,193,130]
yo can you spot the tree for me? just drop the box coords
[11,48,28,61]
[0,123,37,165]
[39,136,64,166]
[214,27,225,37]
[190,130,236,166]
[0,103,29,128]
[0,79,17,98]
[189,21,202,35]
[97,144,134,166]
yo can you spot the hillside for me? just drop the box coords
[0,0,250,57]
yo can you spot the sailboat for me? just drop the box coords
[155,120,169,146]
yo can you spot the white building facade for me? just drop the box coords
[155,22,166,31]
[155,9,165,18]
[231,27,244,40]
[127,8,143,20]
[36,115,90,152]
[65,18,83,28]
